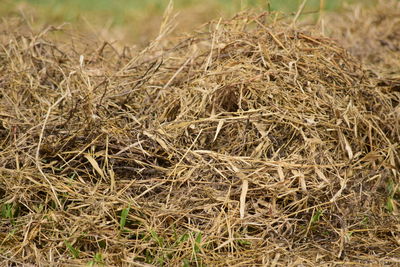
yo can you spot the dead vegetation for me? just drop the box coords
[326,0,400,79]
[0,1,399,266]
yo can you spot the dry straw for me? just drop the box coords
[326,0,400,79]
[0,2,399,266]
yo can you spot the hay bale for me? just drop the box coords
[0,11,399,267]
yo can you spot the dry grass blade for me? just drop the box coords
[0,2,399,266]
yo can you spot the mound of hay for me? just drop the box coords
[0,11,399,267]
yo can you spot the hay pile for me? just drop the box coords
[1,8,399,267]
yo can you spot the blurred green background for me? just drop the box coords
[2,0,373,44]
[5,0,370,21]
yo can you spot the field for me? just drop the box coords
[0,0,399,266]
[2,0,375,44]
